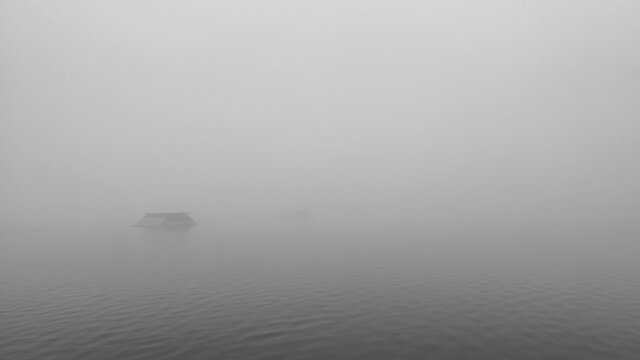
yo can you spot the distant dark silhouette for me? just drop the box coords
[133,212,197,229]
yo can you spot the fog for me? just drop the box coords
[2,0,639,238]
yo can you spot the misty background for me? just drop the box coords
[2,0,639,237]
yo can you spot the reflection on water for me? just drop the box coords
[1,227,640,359]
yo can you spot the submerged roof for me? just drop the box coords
[133,212,196,227]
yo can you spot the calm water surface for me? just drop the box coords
[1,227,640,359]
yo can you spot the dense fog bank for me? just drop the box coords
[2,1,638,238]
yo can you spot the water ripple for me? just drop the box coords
[2,230,640,359]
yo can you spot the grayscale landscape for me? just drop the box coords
[2,1,640,359]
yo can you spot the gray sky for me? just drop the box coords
[1,0,639,231]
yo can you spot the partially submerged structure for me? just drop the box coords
[133,212,197,229]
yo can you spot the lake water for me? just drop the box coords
[2,226,640,359]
